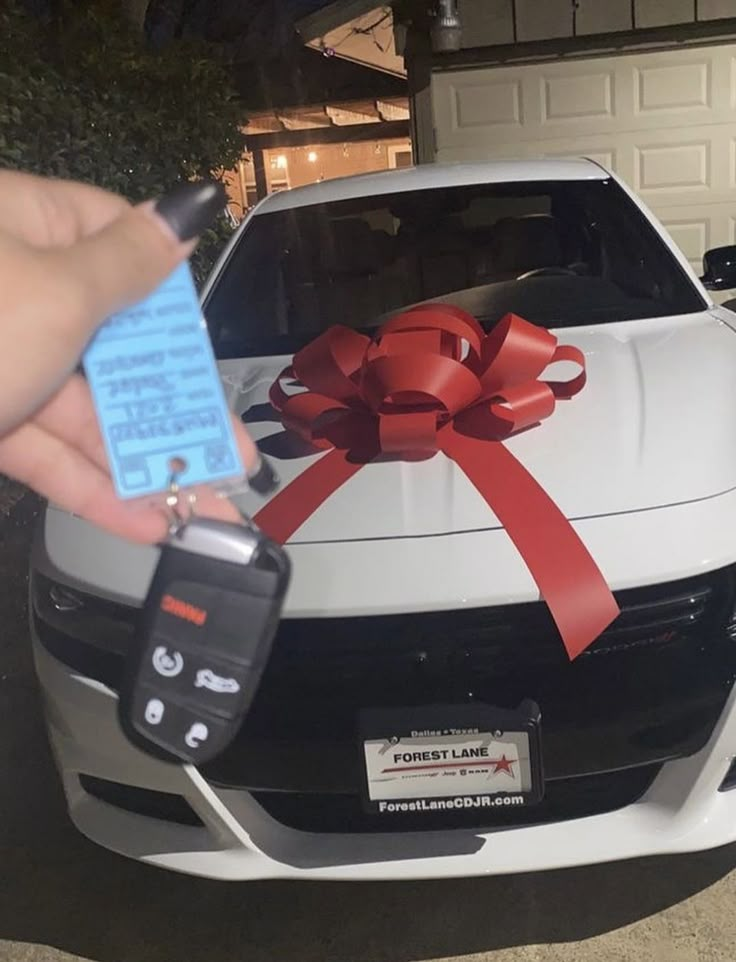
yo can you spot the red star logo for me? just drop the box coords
[492,754,515,777]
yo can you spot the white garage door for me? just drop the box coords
[430,43,736,284]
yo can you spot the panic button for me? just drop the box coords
[160,592,209,626]
[154,580,217,645]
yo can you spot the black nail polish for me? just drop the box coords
[154,180,228,241]
[248,456,280,495]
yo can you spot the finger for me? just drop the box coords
[32,374,108,471]
[0,170,130,247]
[0,422,170,544]
[52,180,227,328]
[48,199,196,330]
[0,202,194,437]
[0,226,192,439]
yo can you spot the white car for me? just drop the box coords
[29,159,736,881]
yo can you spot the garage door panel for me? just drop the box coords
[622,124,731,206]
[451,78,524,129]
[635,141,710,193]
[634,60,711,113]
[541,70,615,122]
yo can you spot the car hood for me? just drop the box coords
[222,311,736,544]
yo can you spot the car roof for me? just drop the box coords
[253,158,608,214]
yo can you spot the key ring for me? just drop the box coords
[165,460,197,535]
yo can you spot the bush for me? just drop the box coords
[0,1,246,285]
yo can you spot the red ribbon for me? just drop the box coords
[253,305,620,659]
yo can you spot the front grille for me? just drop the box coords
[252,764,662,834]
[204,567,736,793]
[34,566,736,827]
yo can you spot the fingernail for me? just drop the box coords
[247,455,280,495]
[154,180,227,241]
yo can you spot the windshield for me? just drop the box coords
[204,177,706,359]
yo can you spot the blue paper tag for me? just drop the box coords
[82,262,244,500]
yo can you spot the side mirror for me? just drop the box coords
[701,245,736,290]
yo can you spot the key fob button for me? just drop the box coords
[154,579,218,648]
[131,686,234,763]
[150,644,185,679]
[138,638,191,691]
[175,713,233,762]
[143,697,166,726]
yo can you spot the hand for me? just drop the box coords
[0,170,260,543]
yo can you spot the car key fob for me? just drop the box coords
[118,517,291,765]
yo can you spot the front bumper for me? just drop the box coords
[32,638,736,882]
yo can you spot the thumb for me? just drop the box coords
[55,180,227,323]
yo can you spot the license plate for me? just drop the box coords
[360,701,544,816]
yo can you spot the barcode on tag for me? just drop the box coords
[82,262,244,499]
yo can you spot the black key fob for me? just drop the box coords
[118,517,290,765]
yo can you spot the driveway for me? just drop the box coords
[0,489,734,962]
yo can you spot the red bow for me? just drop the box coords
[253,305,620,659]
